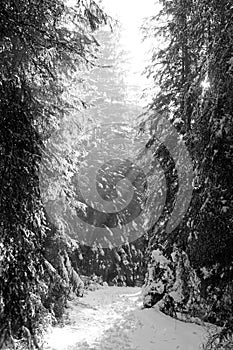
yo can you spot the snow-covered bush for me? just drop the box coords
[143,247,201,316]
[204,325,233,350]
[143,248,174,308]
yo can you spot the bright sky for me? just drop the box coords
[101,0,156,23]
[101,0,157,104]
[66,0,158,104]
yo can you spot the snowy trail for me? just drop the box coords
[44,287,207,350]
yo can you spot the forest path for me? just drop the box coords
[44,287,207,350]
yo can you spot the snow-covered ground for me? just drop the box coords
[44,287,207,350]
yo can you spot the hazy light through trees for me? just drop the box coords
[101,0,157,105]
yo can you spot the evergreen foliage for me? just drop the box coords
[142,0,233,344]
[0,0,107,347]
[1,0,233,348]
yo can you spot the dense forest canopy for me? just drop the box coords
[0,0,108,347]
[141,1,233,348]
[0,0,233,349]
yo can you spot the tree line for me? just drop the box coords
[0,0,233,349]
[0,0,107,347]
[142,1,233,348]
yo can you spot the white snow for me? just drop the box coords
[44,287,207,350]
[130,306,206,350]
[151,249,170,267]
